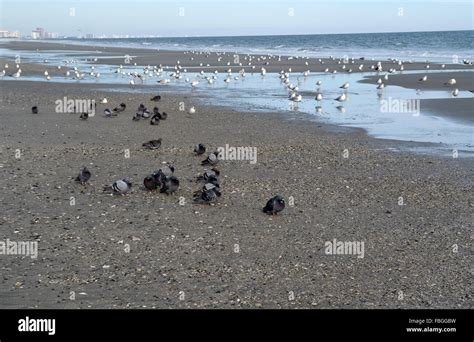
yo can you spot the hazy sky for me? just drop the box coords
[1,0,472,37]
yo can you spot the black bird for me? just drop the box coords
[143,175,159,191]
[137,104,146,113]
[75,167,91,184]
[150,113,160,125]
[104,178,132,195]
[113,103,126,113]
[196,168,220,182]
[160,175,179,194]
[142,138,162,149]
[194,187,221,204]
[104,108,114,117]
[152,165,175,187]
[80,112,89,120]
[262,195,285,215]
[150,95,161,102]
[201,152,219,166]
[132,113,141,121]
[153,107,167,120]
[194,143,206,155]
[31,106,39,114]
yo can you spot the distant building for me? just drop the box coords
[31,30,41,39]
[36,27,45,38]
[0,29,21,38]
[45,32,59,39]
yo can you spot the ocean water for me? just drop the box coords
[59,30,474,63]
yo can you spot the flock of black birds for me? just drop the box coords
[33,95,285,214]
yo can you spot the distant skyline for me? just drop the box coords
[1,0,473,37]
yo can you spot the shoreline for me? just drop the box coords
[2,40,474,74]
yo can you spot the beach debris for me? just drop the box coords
[419,75,428,82]
[189,106,196,114]
[150,95,161,102]
[262,195,285,215]
[75,167,91,185]
[103,178,132,195]
[101,98,108,104]
[194,143,206,155]
[452,88,459,97]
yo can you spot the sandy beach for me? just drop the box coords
[0,41,473,309]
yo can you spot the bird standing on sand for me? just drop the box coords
[419,75,428,82]
[142,138,162,149]
[189,106,196,114]
[201,152,219,166]
[143,175,159,191]
[194,143,206,155]
[104,178,132,195]
[150,113,160,125]
[160,176,180,194]
[150,95,161,101]
[263,195,285,215]
[452,88,459,97]
[31,106,39,114]
[315,93,323,102]
[194,183,221,204]
[80,112,89,120]
[75,167,91,185]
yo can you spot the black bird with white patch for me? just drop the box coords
[262,195,285,215]
[142,139,162,149]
